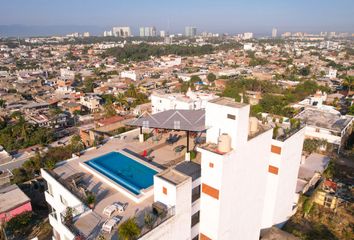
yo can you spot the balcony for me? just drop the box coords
[273,123,305,142]
[44,169,93,207]
[136,203,176,239]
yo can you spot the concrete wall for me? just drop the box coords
[199,128,273,240]
[141,175,192,240]
[41,169,86,240]
[262,128,305,228]
[205,102,250,149]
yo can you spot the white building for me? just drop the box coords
[140,27,157,37]
[150,90,218,114]
[42,97,306,240]
[60,68,75,80]
[295,108,353,152]
[326,68,337,79]
[185,26,197,37]
[261,126,305,228]
[243,32,254,39]
[103,30,113,37]
[160,30,166,38]
[79,94,102,112]
[272,28,278,38]
[120,70,137,81]
[157,56,182,68]
[112,27,132,37]
[244,43,255,51]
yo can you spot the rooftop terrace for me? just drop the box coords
[46,128,202,239]
[296,108,353,132]
[209,97,248,108]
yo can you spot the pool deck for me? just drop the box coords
[51,128,202,239]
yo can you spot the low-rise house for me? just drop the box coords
[27,112,70,129]
[314,179,339,210]
[133,102,152,116]
[0,184,32,222]
[80,94,102,112]
[61,102,83,114]
[296,153,330,196]
[295,108,353,152]
[151,90,217,113]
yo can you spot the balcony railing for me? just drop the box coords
[273,123,305,142]
[44,169,90,206]
[137,206,176,239]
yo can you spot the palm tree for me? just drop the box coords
[343,76,354,92]
[126,84,138,98]
[118,218,141,240]
[116,93,128,108]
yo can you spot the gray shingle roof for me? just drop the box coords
[126,109,206,132]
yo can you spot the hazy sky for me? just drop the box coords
[0,0,353,34]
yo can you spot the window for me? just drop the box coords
[227,114,236,120]
[209,162,214,168]
[162,187,167,195]
[47,183,53,196]
[174,121,180,129]
[143,121,149,128]
[60,195,68,206]
[192,185,201,202]
[191,211,200,227]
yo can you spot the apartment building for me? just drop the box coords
[80,94,102,112]
[151,90,217,114]
[42,97,305,240]
[112,27,132,37]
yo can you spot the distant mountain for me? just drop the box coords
[0,25,106,37]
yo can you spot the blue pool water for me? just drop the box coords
[85,152,157,195]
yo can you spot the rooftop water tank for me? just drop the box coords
[218,133,231,153]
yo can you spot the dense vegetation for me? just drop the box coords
[11,135,84,184]
[221,78,330,117]
[0,115,53,152]
[104,43,214,63]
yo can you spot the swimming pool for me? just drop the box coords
[85,152,157,195]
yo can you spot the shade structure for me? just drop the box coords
[126,109,206,132]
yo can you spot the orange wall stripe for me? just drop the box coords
[200,233,212,240]
[202,183,219,200]
[271,145,282,154]
[268,165,279,175]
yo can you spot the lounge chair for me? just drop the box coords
[166,134,180,145]
[103,203,125,217]
[102,216,122,233]
[174,145,186,154]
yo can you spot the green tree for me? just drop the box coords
[104,102,117,117]
[126,84,138,98]
[83,78,95,93]
[348,105,354,115]
[342,76,354,92]
[116,93,128,108]
[190,75,201,83]
[118,218,141,240]
[299,66,310,76]
[207,73,216,82]
[0,99,5,108]
[6,211,33,236]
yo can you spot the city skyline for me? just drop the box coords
[0,0,353,37]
